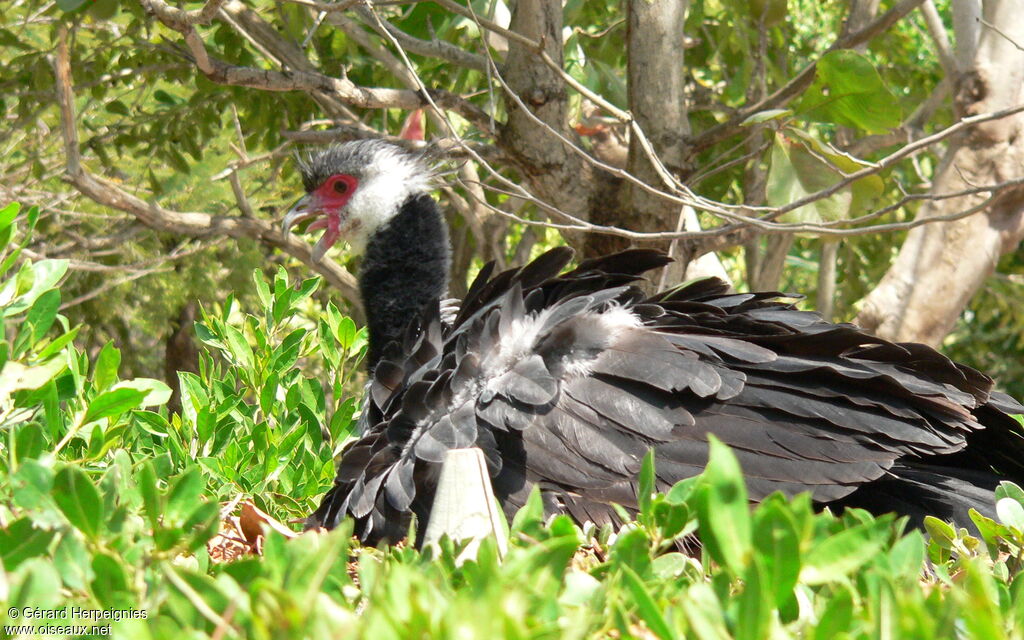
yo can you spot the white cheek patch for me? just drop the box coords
[344,148,434,251]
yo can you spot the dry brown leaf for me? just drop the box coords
[206,500,300,563]
[239,500,299,543]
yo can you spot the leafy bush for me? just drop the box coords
[1,202,1023,639]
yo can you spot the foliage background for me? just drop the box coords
[3,0,1024,636]
[0,212,1022,637]
[1,0,1023,397]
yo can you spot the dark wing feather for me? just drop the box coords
[308,248,1024,543]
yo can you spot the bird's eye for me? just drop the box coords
[333,180,349,195]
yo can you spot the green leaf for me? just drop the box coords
[619,564,675,640]
[135,410,171,437]
[694,436,751,573]
[223,324,254,370]
[0,202,19,233]
[93,341,121,391]
[53,533,93,591]
[996,497,1024,530]
[609,527,653,580]
[749,0,787,26]
[559,569,602,606]
[87,0,119,20]
[996,481,1024,506]
[752,497,801,613]
[52,466,104,540]
[0,518,56,570]
[138,461,162,529]
[766,130,883,225]
[801,517,891,584]
[796,49,902,133]
[90,552,129,608]
[14,422,46,462]
[154,89,177,106]
[814,584,854,640]
[337,316,357,350]
[923,516,956,549]
[3,259,68,317]
[886,529,925,578]
[0,357,67,396]
[740,109,792,126]
[511,485,545,537]
[649,497,695,541]
[36,325,80,360]
[114,378,173,408]
[183,501,221,552]
[56,0,89,11]
[83,387,147,423]
[24,288,61,347]
[166,467,204,525]
[253,270,272,308]
[735,557,771,640]
[177,371,206,427]
[147,168,164,196]
[296,276,321,300]
[959,559,1006,640]
[638,449,656,517]
[681,583,731,640]
[10,459,57,523]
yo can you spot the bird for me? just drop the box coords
[283,139,1024,545]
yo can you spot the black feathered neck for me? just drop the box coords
[359,193,450,370]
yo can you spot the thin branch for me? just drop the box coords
[351,5,487,72]
[979,16,1024,53]
[278,0,419,11]
[691,0,927,153]
[95,0,1024,261]
[58,241,225,310]
[419,45,1024,245]
[768,102,1024,222]
[690,137,771,187]
[429,0,684,192]
[920,0,957,78]
[53,24,364,318]
[137,0,492,133]
[23,239,210,274]
[137,0,227,29]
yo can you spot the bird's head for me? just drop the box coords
[284,140,434,261]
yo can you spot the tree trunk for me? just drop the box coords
[501,0,592,237]
[586,0,692,282]
[855,0,1024,345]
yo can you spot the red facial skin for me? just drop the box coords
[306,174,358,250]
[284,173,359,259]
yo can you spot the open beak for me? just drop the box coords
[283,193,322,237]
[283,193,341,263]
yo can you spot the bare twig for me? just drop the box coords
[979,16,1024,53]
[53,24,364,318]
[137,0,492,133]
[768,103,1024,222]
[920,0,957,78]
[58,241,224,310]
[351,5,487,72]
[691,0,927,153]
[137,0,227,29]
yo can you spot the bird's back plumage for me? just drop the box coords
[307,248,1024,543]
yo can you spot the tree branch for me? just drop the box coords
[54,24,364,319]
[351,5,488,72]
[691,0,927,154]
[920,0,957,79]
[136,0,492,134]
